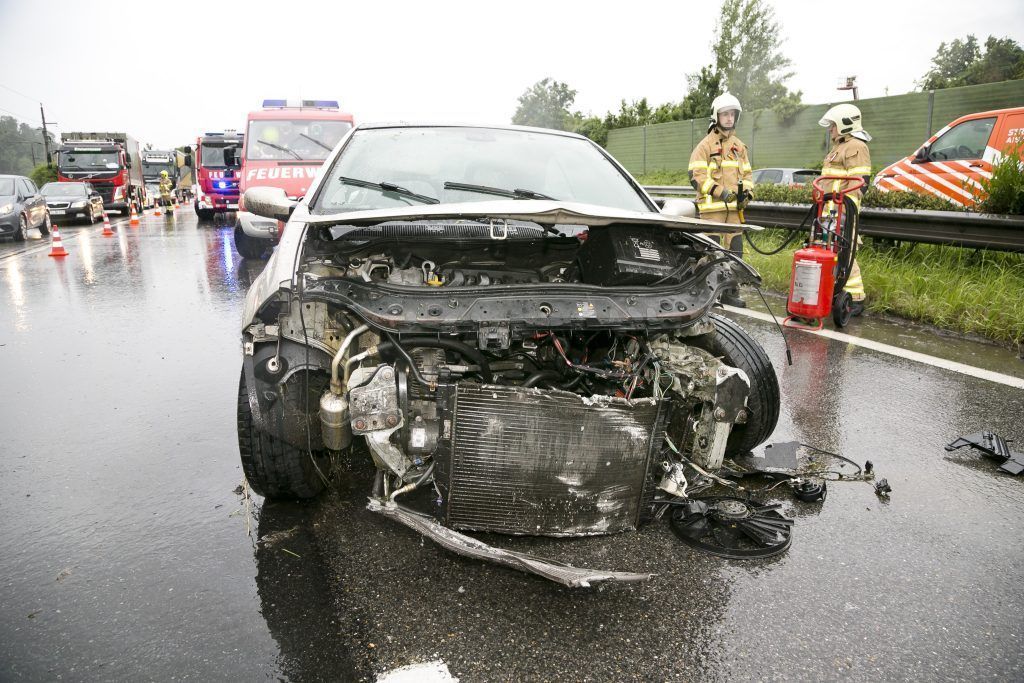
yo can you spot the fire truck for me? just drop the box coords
[190,131,244,220]
[235,99,354,258]
[57,132,144,215]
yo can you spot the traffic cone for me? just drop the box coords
[154,202,162,216]
[48,225,68,257]
[101,212,114,236]
[129,203,140,226]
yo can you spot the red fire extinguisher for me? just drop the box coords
[783,175,865,330]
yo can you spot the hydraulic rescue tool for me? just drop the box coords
[783,175,865,330]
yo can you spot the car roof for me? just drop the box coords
[348,121,591,142]
[0,174,27,179]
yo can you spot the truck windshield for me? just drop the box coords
[59,150,121,170]
[142,162,174,178]
[201,144,239,168]
[246,119,352,161]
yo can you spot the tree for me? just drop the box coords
[679,65,722,121]
[512,78,577,131]
[0,116,51,175]
[920,35,1024,90]
[711,0,801,110]
[30,163,57,188]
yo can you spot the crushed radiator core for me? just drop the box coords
[434,384,669,536]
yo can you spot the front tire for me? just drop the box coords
[13,214,26,241]
[38,213,51,236]
[234,226,269,259]
[237,369,331,499]
[690,313,780,455]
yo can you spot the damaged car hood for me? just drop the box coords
[306,199,763,233]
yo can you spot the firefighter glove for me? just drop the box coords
[720,189,736,203]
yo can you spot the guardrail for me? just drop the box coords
[642,186,1024,253]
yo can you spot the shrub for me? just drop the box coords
[30,163,56,188]
[976,139,1024,215]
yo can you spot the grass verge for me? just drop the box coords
[743,230,1024,347]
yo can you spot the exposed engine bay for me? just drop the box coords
[242,219,784,586]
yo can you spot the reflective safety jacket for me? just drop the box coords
[688,129,753,214]
[159,177,173,198]
[822,135,871,209]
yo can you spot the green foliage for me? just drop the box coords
[712,0,800,110]
[976,139,1024,215]
[745,230,1024,344]
[920,35,1024,90]
[512,78,577,131]
[571,114,609,146]
[679,66,722,121]
[30,163,56,187]
[0,115,52,176]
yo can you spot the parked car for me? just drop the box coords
[0,174,50,241]
[874,106,1024,207]
[41,181,105,224]
[752,167,819,186]
[236,123,781,584]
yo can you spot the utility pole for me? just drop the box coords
[40,103,57,166]
[837,76,859,101]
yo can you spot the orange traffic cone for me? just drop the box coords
[129,204,140,226]
[154,202,162,217]
[48,225,68,257]
[101,212,114,236]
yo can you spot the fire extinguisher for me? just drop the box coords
[783,175,865,330]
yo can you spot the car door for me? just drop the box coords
[992,109,1024,161]
[17,178,41,227]
[915,116,997,206]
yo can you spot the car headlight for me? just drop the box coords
[71,201,87,208]
[0,203,13,214]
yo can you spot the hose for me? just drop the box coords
[388,461,436,504]
[375,336,493,383]
[743,204,816,256]
[522,370,562,388]
[382,331,433,388]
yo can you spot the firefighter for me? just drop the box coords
[159,170,174,213]
[819,103,872,316]
[688,92,753,308]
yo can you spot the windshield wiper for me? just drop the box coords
[339,176,439,205]
[298,132,332,152]
[257,138,302,160]
[443,181,556,201]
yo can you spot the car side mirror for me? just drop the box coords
[913,145,930,163]
[659,198,698,218]
[244,186,295,221]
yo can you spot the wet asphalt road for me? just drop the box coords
[1,210,1022,681]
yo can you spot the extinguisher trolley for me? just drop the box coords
[783,175,865,330]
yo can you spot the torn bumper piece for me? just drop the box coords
[368,501,654,588]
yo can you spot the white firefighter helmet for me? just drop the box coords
[819,103,873,141]
[709,92,742,130]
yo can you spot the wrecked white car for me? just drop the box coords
[237,124,782,586]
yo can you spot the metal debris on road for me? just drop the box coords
[945,431,1024,475]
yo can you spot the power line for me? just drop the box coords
[0,82,40,103]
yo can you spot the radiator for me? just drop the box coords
[434,384,668,536]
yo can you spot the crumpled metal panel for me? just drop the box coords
[370,502,653,588]
[438,384,667,536]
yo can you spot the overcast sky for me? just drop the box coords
[0,0,1021,148]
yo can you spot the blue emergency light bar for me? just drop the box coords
[262,99,288,108]
[302,100,339,109]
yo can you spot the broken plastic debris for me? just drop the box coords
[945,431,1024,475]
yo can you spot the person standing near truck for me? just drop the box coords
[688,92,754,307]
[159,170,174,214]
[818,103,872,316]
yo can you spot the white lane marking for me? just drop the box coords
[724,305,1024,389]
[376,660,459,682]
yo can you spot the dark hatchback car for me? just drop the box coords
[0,174,50,241]
[41,181,105,224]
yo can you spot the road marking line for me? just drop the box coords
[724,305,1024,389]
[0,217,133,261]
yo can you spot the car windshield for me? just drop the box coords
[246,119,352,161]
[42,183,87,196]
[201,143,239,168]
[314,127,650,214]
[0,178,16,195]
[59,150,121,170]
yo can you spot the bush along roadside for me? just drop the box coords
[742,229,1024,347]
